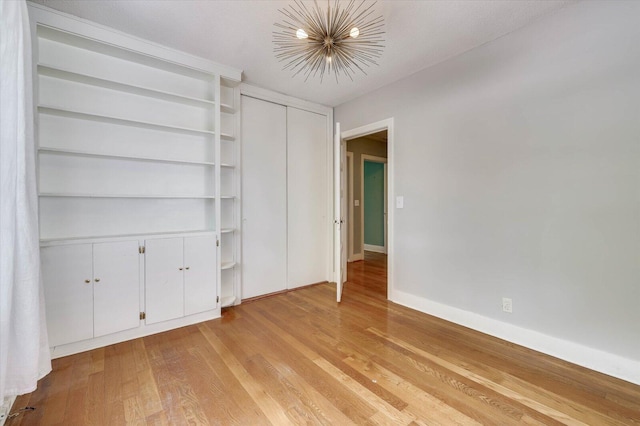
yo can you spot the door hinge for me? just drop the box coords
[139,245,145,254]
[216,296,219,303]
[216,239,220,247]
[139,312,146,320]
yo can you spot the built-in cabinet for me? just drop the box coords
[29,4,242,357]
[41,240,140,347]
[241,88,332,299]
[145,235,217,324]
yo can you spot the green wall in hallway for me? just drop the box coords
[364,160,384,247]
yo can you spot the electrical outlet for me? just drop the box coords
[502,297,512,313]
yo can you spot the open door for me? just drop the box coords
[334,122,347,302]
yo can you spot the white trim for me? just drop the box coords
[49,309,220,359]
[341,118,395,299]
[391,290,640,386]
[326,111,335,284]
[240,83,331,116]
[361,154,388,255]
[364,244,386,254]
[350,253,364,262]
[346,151,355,261]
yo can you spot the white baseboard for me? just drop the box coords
[0,396,16,426]
[348,253,364,262]
[364,244,386,254]
[390,289,640,386]
[50,309,220,359]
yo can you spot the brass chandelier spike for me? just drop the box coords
[273,0,385,82]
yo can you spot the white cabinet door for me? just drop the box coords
[184,235,217,315]
[93,240,140,337]
[287,107,328,289]
[41,244,93,346]
[241,96,288,299]
[145,237,184,324]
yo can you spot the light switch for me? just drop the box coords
[354,200,360,207]
[396,196,404,209]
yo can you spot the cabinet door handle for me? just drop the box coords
[84,279,91,284]
[179,267,183,271]
[185,266,190,270]
[94,278,100,282]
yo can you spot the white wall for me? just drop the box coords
[335,1,640,383]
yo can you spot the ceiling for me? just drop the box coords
[30,0,575,107]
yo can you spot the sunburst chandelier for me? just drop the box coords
[273,0,385,82]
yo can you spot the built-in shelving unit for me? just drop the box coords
[218,81,242,307]
[30,3,242,357]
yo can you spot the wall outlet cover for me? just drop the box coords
[502,297,513,313]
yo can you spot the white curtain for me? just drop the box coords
[0,0,52,402]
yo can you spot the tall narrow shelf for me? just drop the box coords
[30,3,242,357]
[218,81,242,308]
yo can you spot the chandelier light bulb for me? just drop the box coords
[296,28,308,39]
[349,27,360,38]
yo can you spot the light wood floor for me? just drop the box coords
[8,252,640,425]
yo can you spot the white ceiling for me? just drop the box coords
[30,0,575,107]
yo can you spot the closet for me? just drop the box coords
[241,88,333,299]
[29,4,242,357]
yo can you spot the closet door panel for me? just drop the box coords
[287,107,328,289]
[241,96,288,299]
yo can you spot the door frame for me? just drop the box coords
[346,151,355,261]
[361,155,388,254]
[341,118,394,300]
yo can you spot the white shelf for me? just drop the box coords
[37,25,221,81]
[220,295,236,308]
[38,63,219,109]
[38,147,216,166]
[40,230,216,245]
[38,105,235,140]
[221,103,235,114]
[221,228,235,234]
[221,261,236,270]
[39,192,215,199]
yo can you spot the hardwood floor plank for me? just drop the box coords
[237,314,377,424]
[198,324,292,426]
[313,357,416,425]
[367,326,590,426]
[342,353,482,425]
[131,339,164,419]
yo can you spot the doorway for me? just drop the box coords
[341,118,394,299]
[362,155,387,255]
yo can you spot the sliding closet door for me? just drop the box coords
[287,107,328,289]
[241,96,288,299]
